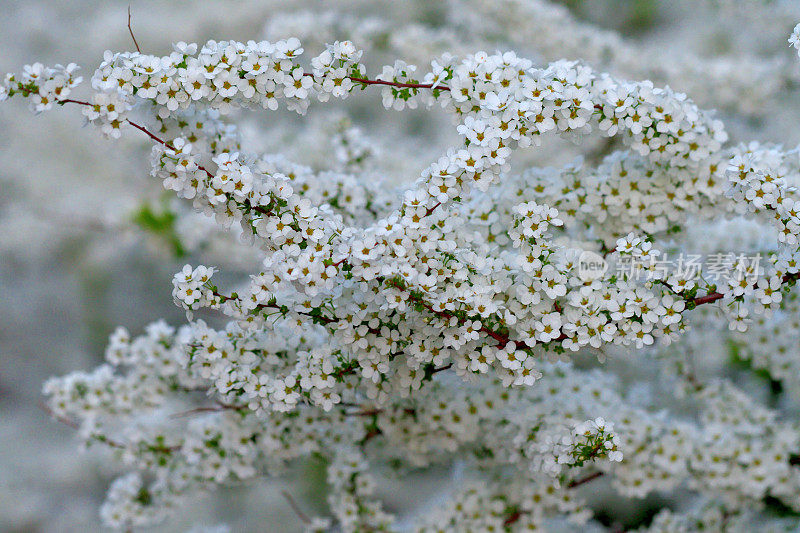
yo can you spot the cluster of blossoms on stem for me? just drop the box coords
[0,62,81,111]
[265,0,799,117]
[4,16,800,531]
[172,264,218,311]
[523,417,623,477]
[460,0,800,117]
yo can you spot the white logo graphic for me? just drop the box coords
[578,250,608,282]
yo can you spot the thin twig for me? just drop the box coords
[349,76,450,91]
[503,509,525,527]
[38,400,80,430]
[567,470,604,488]
[692,272,798,306]
[169,401,248,418]
[504,470,605,526]
[363,427,382,442]
[39,400,181,452]
[424,201,442,217]
[281,490,311,525]
[346,408,383,417]
[431,363,453,374]
[127,6,141,53]
[344,406,415,417]
[38,401,128,449]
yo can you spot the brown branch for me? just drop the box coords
[38,400,127,449]
[57,97,216,182]
[168,401,247,419]
[424,201,442,217]
[348,76,450,91]
[125,120,179,151]
[38,400,80,430]
[387,267,800,358]
[281,490,311,525]
[692,292,724,305]
[385,278,528,351]
[169,406,224,418]
[683,372,705,392]
[345,406,415,417]
[40,400,182,453]
[431,363,453,374]
[347,409,383,417]
[503,509,525,527]
[57,97,91,106]
[567,470,604,488]
[208,288,333,324]
[691,272,798,306]
[503,470,605,526]
[127,6,141,54]
[363,427,382,442]
[302,71,450,92]
[50,76,455,235]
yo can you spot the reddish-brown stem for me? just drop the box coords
[301,71,450,91]
[363,427,382,442]
[385,278,529,351]
[345,406,415,417]
[347,409,383,417]
[348,76,450,91]
[38,400,130,449]
[424,201,442,217]
[281,490,311,525]
[431,363,453,373]
[38,400,80,430]
[127,6,141,54]
[567,470,604,488]
[126,120,173,147]
[57,97,91,106]
[504,471,604,526]
[388,268,800,356]
[169,401,247,418]
[692,292,724,305]
[57,97,216,182]
[691,272,798,306]
[503,509,524,527]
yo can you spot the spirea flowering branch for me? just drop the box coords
[3,19,800,532]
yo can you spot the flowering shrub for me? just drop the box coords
[4,9,800,532]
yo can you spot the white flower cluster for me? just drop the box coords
[82,86,134,138]
[100,473,173,530]
[326,449,393,531]
[5,17,800,532]
[0,62,81,112]
[264,0,797,117]
[643,501,792,533]
[526,417,623,477]
[172,264,218,311]
[415,479,591,531]
[457,0,797,117]
[310,40,363,100]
